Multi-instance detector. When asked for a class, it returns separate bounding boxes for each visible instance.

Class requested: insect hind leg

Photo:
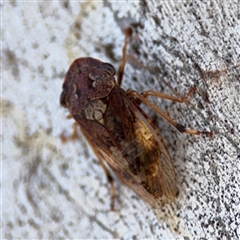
[60,120,117,210]
[81,130,117,211]
[97,157,116,211]
[126,88,213,136]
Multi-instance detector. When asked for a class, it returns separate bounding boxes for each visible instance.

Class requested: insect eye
[101,63,116,76]
[60,88,67,107]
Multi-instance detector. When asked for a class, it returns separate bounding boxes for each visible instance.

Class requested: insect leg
[61,121,116,210]
[117,28,132,86]
[97,156,116,211]
[60,121,79,142]
[81,130,116,211]
[126,89,213,136]
[141,86,196,103]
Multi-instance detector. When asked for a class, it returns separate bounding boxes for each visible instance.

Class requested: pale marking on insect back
[84,99,107,124]
[89,72,110,88]
[70,84,78,102]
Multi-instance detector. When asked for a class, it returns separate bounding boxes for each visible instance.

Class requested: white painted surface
[2,1,239,239]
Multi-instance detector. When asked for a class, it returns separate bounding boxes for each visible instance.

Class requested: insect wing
[77,86,177,208]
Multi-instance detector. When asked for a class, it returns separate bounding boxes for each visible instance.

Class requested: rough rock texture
[2,1,240,239]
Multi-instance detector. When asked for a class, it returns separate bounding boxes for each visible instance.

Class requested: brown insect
[60,28,212,209]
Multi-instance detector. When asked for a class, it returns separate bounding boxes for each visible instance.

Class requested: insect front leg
[117,28,132,86]
[60,121,79,142]
[126,89,213,136]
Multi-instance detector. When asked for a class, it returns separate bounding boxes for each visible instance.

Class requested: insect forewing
[78,86,177,208]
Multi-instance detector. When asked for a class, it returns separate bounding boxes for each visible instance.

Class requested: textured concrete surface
[2,1,240,239]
